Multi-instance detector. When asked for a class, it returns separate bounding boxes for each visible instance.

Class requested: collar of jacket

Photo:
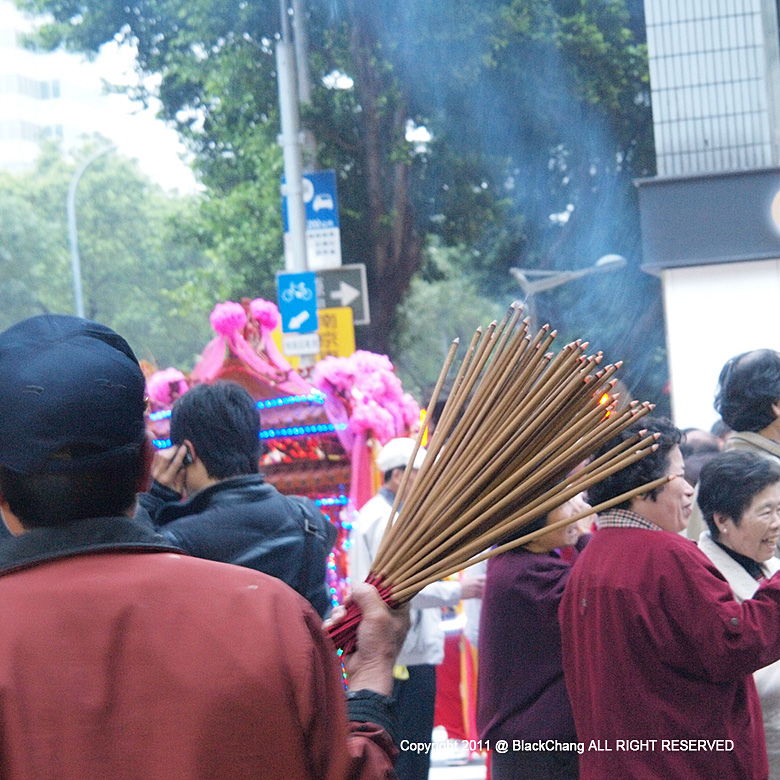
[0,515,182,577]
[157,473,274,524]
[728,432,780,459]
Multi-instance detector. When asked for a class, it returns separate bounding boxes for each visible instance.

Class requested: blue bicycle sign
[277,271,318,334]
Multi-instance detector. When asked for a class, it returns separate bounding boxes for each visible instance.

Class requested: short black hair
[710,418,731,440]
[697,451,780,541]
[170,381,261,480]
[586,416,682,510]
[714,350,780,432]
[679,428,720,458]
[0,447,144,528]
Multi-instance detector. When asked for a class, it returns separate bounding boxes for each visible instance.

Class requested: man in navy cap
[0,313,407,780]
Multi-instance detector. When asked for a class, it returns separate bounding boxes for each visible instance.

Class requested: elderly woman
[477,494,590,780]
[559,416,780,780]
[697,450,780,779]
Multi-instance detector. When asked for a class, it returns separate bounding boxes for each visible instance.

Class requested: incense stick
[328,305,665,654]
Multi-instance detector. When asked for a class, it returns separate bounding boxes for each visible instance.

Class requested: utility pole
[291,0,317,167]
[277,0,308,272]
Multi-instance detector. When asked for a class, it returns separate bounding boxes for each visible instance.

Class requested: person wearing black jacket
[138,381,336,618]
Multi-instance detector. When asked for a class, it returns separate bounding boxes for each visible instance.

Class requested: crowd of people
[4,311,780,780]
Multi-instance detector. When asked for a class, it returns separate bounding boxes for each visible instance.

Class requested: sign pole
[276,3,308,273]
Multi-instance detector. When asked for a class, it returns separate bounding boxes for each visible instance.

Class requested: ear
[712,511,732,535]
[0,496,25,536]
[773,400,780,420]
[182,439,197,464]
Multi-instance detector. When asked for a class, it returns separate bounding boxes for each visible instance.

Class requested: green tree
[14,0,666,406]
[0,139,215,369]
[393,240,509,402]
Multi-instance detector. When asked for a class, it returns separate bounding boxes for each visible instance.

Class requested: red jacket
[0,516,396,780]
[560,527,780,780]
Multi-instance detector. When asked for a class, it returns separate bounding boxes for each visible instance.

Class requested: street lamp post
[509,254,626,331]
[67,144,117,318]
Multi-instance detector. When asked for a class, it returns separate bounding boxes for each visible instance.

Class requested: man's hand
[460,575,486,600]
[325,584,409,696]
[151,445,188,494]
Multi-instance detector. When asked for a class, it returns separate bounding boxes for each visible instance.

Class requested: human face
[631,446,694,533]
[526,494,589,553]
[717,482,780,562]
[399,468,419,502]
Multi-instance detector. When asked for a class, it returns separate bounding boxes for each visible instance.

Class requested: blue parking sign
[277,272,319,334]
[281,170,339,232]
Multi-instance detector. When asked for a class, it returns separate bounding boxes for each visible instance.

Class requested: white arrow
[288,311,310,330]
[330,281,360,308]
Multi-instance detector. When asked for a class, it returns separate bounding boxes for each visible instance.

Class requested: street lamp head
[508,267,531,294]
[595,254,626,268]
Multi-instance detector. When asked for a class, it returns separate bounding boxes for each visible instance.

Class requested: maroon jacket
[0,516,396,780]
[560,526,780,780]
[477,542,585,744]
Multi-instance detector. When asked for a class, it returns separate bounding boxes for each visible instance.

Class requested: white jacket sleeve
[410,580,462,609]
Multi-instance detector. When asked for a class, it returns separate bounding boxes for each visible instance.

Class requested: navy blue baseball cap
[0,314,147,474]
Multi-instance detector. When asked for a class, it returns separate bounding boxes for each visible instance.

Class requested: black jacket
[138,475,336,618]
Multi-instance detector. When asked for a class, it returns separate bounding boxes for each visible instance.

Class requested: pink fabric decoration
[349,398,396,443]
[190,335,228,384]
[210,301,247,337]
[310,350,421,447]
[249,298,281,331]
[248,298,311,396]
[350,432,376,510]
[146,368,189,407]
[230,333,313,396]
[192,299,312,396]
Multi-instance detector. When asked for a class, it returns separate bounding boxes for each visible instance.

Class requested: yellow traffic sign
[273,306,355,365]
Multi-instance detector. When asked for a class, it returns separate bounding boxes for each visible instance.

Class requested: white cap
[375,437,426,473]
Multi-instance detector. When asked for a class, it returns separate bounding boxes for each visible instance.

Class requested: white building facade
[0,0,116,173]
[638,0,780,429]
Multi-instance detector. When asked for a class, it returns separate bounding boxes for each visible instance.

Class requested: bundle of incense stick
[329,304,668,654]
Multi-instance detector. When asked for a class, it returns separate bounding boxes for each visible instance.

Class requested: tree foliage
[0,139,215,369]
[14,0,668,408]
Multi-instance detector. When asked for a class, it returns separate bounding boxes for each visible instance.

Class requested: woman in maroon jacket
[560,416,780,780]
[477,494,590,780]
